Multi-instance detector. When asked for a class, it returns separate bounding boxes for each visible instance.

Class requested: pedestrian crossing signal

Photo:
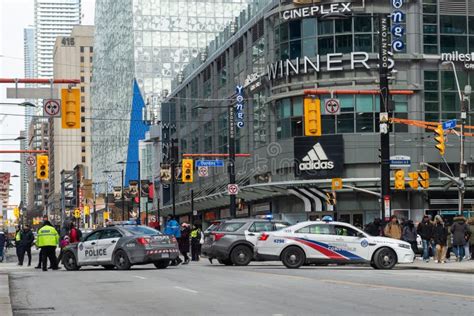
[182,159,194,183]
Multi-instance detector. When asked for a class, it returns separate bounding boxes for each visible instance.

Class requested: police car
[254,217,415,269]
[61,223,179,271]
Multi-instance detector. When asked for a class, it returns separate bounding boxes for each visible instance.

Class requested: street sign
[198,166,209,177]
[107,174,113,193]
[227,184,239,195]
[383,195,390,220]
[43,99,61,117]
[331,178,343,190]
[26,155,36,167]
[195,160,225,167]
[324,99,340,115]
[390,155,411,168]
[442,119,457,130]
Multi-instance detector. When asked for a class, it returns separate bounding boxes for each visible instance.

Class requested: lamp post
[103,169,125,220]
[117,161,141,224]
[440,61,471,215]
[193,104,237,218]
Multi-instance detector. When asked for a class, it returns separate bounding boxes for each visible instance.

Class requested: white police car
[254,217,415,269]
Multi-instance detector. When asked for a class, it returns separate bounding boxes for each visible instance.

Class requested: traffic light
[304,98,321,136]
[84,205,90,216]
[13,207,20,219]
[36,155,49,180]
[419,170,430,189]
[61,88,81,129]
[408,172,419,189]
[182,159,194,183]
[434,124,445,156]
[394,169,405,190]
[326,192,336,205]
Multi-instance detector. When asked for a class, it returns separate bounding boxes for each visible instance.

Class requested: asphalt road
[6,257,474,316]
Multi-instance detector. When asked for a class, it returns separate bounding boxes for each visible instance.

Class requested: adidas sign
[299,143,334,171]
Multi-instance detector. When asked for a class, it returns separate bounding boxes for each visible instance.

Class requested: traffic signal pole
[379,15,392,220]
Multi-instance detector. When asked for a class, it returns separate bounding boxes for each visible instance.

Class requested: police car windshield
[122,226,162,236]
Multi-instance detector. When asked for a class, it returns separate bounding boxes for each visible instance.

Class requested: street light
[0,137,25,142]
[0,160,21,163]
[0,102,37,107]
[441,61,471,215]
[193,104,237,218]
[117,160,141,224]
[103,169,125,221]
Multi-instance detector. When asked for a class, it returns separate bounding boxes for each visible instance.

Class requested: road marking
[320,279,474,301]
[133,275,146,280]
[174,286,198,294]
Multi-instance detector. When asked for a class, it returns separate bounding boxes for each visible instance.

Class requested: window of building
[81,106,85,113]
[253,92,267,149]
[81,127,85,133]
[80,46,84,53]
[276,97,303,140]
[90,56,93,63]
[81,86,85,93]
[81,96,85,103]
[81,117,85,123]
[80,56,84,63]
[80,76,84,82]
[204,122,213,153]
[218,112,228,154]
[82,156,86,163]
[81,136,85,143]
[89,47,93,53]
[81,146,85,153]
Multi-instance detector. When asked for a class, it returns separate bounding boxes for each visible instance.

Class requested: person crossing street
[36,220,60,271]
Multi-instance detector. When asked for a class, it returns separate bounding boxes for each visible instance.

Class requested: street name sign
[196,160,224,167]
[442,119,457,131]
[390,155,411,168]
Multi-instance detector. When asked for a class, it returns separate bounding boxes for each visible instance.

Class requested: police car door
[293,224,334,260]
[77,230,102,265]
[96,228,122,263]
[331,224,369,262]
[245,222,274,245]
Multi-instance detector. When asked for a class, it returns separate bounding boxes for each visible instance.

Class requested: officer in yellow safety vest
[15,226,23,265]
[36,220,60,271]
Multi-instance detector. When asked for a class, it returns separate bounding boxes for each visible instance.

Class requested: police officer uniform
[37,221,59,271]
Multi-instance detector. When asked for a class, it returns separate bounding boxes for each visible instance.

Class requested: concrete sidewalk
[0,253,14,316]
[398,259,474,274]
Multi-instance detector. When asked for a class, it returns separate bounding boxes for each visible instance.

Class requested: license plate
[161,253,169,258]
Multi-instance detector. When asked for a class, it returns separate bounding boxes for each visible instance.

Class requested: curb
[0,273,13,316]
[397,266,474,274]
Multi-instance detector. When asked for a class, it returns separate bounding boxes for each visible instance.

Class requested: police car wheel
[281,246,305,269]
[374,248,397,270]
[114,250,132,270]
[63,252,79,271]
[154,260,170,269]
[218,259,233,266]
[230,245,252,266]
[102,265,115,270]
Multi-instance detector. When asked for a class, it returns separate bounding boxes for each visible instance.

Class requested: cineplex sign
[282,1,353,21]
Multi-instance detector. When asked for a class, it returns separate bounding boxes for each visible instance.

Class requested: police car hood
[369,236,410,246]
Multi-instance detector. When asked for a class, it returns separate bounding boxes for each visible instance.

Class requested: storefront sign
[441,52,474,69]
[294,135,344,179]
[391,0,406,52]
[235,85,245,128]
[267,53,394,81]
[282,2,352,21]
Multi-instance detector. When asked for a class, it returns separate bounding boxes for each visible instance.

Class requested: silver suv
[201,219,289,266]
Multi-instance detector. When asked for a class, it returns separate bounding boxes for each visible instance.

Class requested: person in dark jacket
[417,215,434,262]
[451,216,469,262]
[402,220,417,253]
[178,223,191,264]
[14,226,24,265]
[20,225,34,266]
[0,231,6,262]
[432,215,448,264]
[364,218,382,236]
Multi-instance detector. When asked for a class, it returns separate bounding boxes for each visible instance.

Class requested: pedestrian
[364,218,382,236]
[0,231,6,262]
[57,235,70,264]
[69,222,82,243]
[35,222,45,269]
[468,217,474,260]
[179,223,191,264]
[417,215,434,262]
[432,215,448,264]
[190,224,201,261]
[164,215,181,265]
[445,223,453,261]
[15,226,24,265]
[402,220,417,253]
[36,220,60,271]
[20,225,34,266]
[451,216,470,262]
[384,215,402,240]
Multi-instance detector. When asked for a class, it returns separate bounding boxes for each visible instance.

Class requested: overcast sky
[0,0,95,212]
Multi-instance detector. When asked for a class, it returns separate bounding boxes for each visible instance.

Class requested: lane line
[133,275,147,280]
[320,279,474,300]
[174,286,198,294]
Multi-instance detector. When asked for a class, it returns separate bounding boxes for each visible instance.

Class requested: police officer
[15,226,23,265]
[37,220,60,271]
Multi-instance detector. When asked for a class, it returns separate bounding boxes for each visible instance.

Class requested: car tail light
[259,233,269,241]
[213,233,225,241]
[136,237,150,245]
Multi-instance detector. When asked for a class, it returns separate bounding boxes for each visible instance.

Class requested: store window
[276,97,303,140]
[253,92,267,149]
[204,122,213,153]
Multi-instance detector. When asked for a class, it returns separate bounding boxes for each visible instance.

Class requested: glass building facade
[162,0,474,225]
[91,0,252,186]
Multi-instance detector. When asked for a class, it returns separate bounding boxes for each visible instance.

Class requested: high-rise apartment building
[92,0,252,187]
[48,25,94,213]
[35,0,81,79]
